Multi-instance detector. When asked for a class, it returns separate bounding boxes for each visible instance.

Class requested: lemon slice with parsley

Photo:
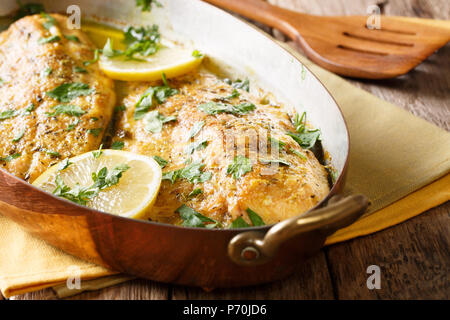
[82,21,204,81]
[33,149,162,220]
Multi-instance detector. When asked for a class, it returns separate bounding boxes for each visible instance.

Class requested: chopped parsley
[289,148,307,160]
[229,208,265,228]
[22,103,35,115]
[185,139,208,155]
[73,66,87,73]
[92,144,103,159]
[227,155,252,179]
[269,136,286,149]
[259,158,290,166]
[0,109,19,120]
[144,110,176,133]
[43,149,61,158]
[134,75,178,119]
[111,141,125,150]
[12,128,25,142]
[88,128,103,137]
[58,158,72,171]
[38,35,60,45]
[223,89,240,100]
[41,67,53,77]
[188,121,205,140]
[46,82,94,103]
[83,49,100,66]
[102,38,122,58]
[52,164,130,206]
[46,104,86,117]
[153,155,168,168]
[197,101,255,116]
[176,204,221,229]
[122,25,161,60]
[287,112,321,150]
[225,78,250,92]
[66,118,80,131]
[0,153,21,162]
[136,0,163,12]
[64,34,80,42]
[192,50,203,58]
[162,161,211,184]
[41,13,56,30]
[187,188,202,199]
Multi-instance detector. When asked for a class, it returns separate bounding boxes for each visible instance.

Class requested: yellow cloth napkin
[1,42,449,299]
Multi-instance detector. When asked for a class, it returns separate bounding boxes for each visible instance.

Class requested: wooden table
[9,0,449,300]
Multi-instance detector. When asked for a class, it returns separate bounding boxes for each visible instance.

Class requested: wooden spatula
[204,0,450,79]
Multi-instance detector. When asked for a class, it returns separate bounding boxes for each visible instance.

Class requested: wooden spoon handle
[203,0,304,38]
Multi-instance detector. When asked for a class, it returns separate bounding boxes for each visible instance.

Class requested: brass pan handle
[228,194,369,266]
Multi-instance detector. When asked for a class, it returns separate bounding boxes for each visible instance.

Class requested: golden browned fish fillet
[0,14,115,182]
[112,71,330,226]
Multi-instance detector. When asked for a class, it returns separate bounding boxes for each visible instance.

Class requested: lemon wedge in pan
[33,150,162,220]
[81,21,204,81]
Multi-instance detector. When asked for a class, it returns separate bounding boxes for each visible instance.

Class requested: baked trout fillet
[0,14,115,182]
[112,71,330,227]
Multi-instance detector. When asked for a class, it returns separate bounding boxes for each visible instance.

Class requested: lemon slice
[33,150,162,220]
[81,21,204,81]
[99,45,203,81]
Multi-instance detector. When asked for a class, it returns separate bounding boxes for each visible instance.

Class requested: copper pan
[0,0,368,287]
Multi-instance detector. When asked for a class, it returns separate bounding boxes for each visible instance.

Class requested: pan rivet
[241,247,259,260]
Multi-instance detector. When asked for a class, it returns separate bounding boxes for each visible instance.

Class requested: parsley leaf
[22,103,35,115]
[227,155,252,179]
[246,208,265,226]
[224,78,250,92]
[66,118,80,131]
[58,158,72,171]
[188,121,205,140]
[259,158,291,166]
[46,104,86,117]
[135,0,163,12]
[288,112,321,150]
[163,161,211,184]
[185,139,208,155]
[38,35,60,45]
[0,109,19,120]
[73,66,87,73]
[83,49,100,66]
[41,13,56,30]
[12,128,25,142]
[289,148,307,160]
[187,188,202,199]
[153,155,168,168]
[122,25,161,59]
[223,89,240,100]
[41,67,52,77]
[43,148,61,158]
[134,79,178,119]
[229,217,250,229]
[46,82,94,102]
[192,50,203,58]
[0,153,21,162]
[88,128,103,137]
[144,110,176,133]
[92,144,103,159]
[111,141,124,150]
[197,102,255,116]
[64,34,80,42]
[102,38,122,58]
[176,204,221,228]
[269,136,286,149]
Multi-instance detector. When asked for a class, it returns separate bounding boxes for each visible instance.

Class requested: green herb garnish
[192,50,203,58]
[187,188,203,199]
[38,35,60,45]
[41,67,52,77]
[288,112,321,150]
[269,136,286,149]
[44,149,61,158]
[144,110,176,133]
[224,78,250,92]
[289,148,307,160]
[134,77,178,119]
[188,121,205,140]
[227,155,252,179]
[0,153,21,162]
[229,208,265,228]
[12,128,25,142]
[22,103,35,115]
[102,38,122,58]
[83,49,100,66]
[46,104,86,117]
[73,66,87,73]
[58,158,72,171]
[46,82,94,102]
[0,109,19,120]
[185,139,208,155]
[64,34,80,42]
[135,0,163,12]
[259,158,290,166]
[88,128,103,137]
[41,13,56,30]
[66,118,80,131]
[111,141,125,150]
[153,155,168,168]
[223,89,240,100]
[122,25,161,60]
[163,161,211,184]
[176,204,221,228]
[92,144,103,159]
[229,217,250,229]
[197,101,255,116]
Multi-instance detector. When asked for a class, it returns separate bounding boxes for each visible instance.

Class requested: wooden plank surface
[12,0,450,300]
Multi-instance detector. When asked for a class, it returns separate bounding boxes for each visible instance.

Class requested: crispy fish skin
[0,14,115,182]
[113,72,330,227]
